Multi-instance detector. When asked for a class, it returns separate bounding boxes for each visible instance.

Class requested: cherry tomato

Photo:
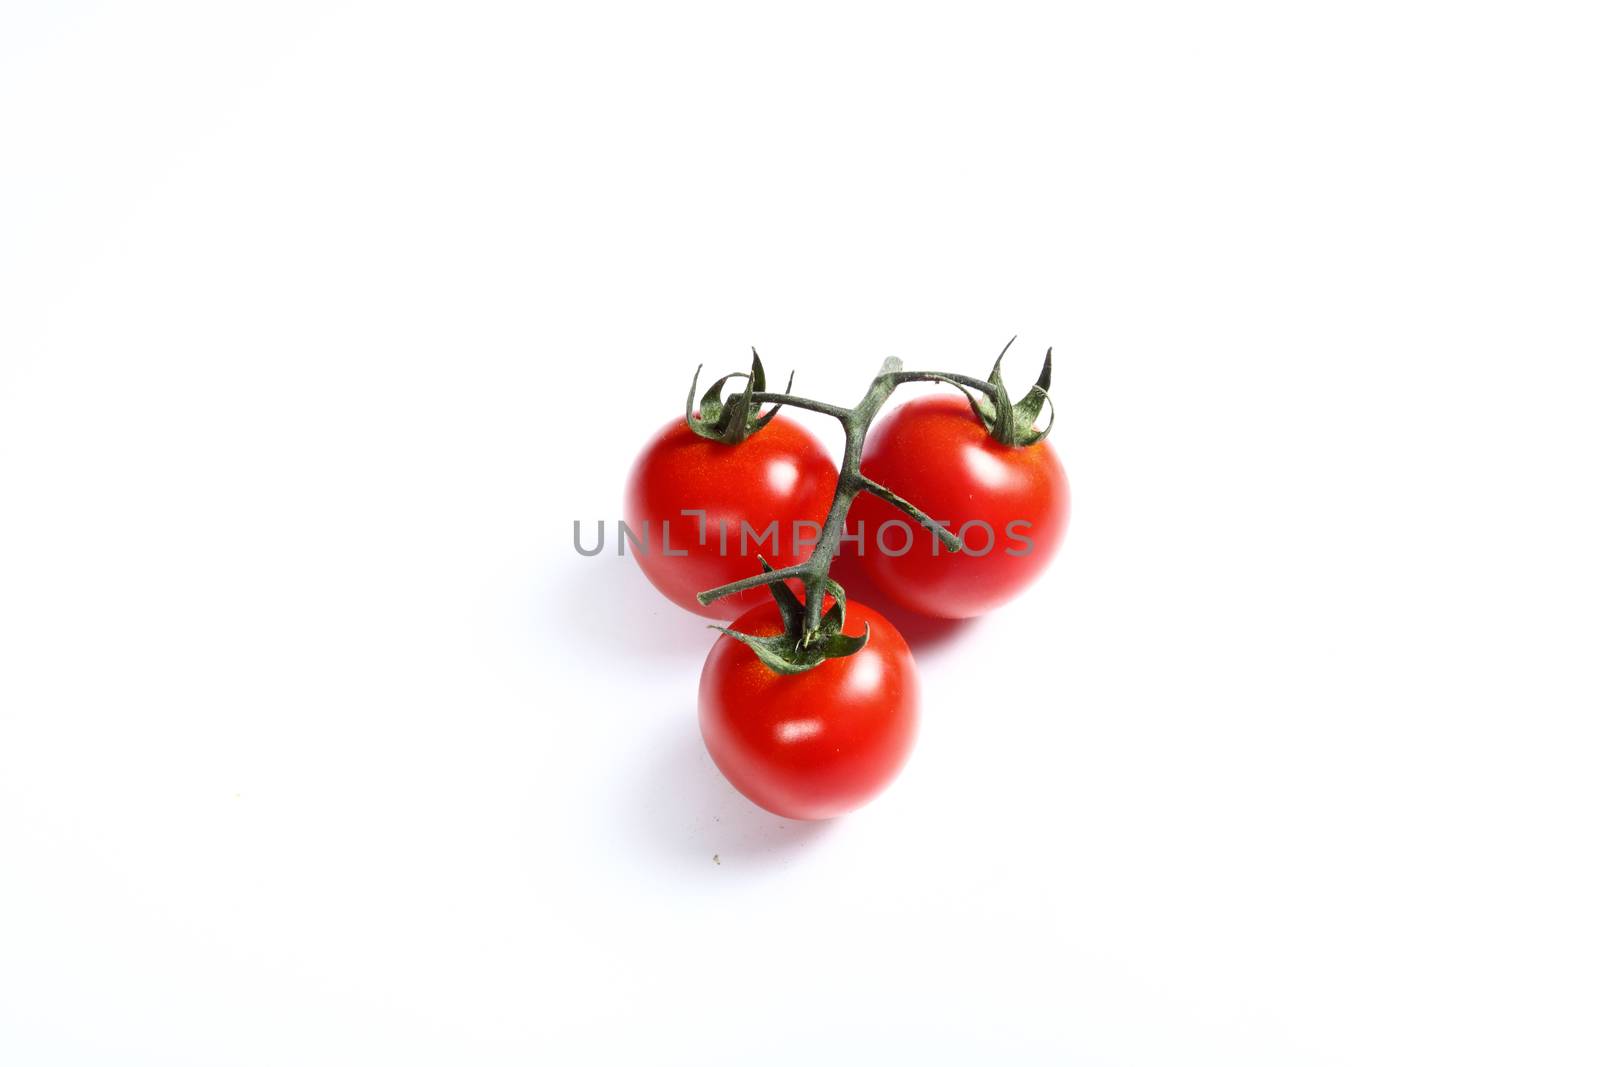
[698,599,918,820]
[625,416,837,618]
[853,394,1069,619]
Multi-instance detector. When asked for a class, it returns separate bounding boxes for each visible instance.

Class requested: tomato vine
[689,339,1055,673]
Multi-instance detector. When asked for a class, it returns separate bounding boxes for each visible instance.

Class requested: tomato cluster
[625,354,1068,820]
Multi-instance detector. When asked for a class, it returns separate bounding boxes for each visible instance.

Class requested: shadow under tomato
[621,717,835,875]
[547,550,715,663]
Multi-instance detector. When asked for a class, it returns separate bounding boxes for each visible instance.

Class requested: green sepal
[684,349,788,444]
[762,557,805,632]
[753,368,796,433]
[1012,347,1054,438]
[709,562,870,675]
[708,625,872,676]
[813,574,852,640]
[974,338,1055,447]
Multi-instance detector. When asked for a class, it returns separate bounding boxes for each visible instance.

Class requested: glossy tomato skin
[854,394,1069,619]
[698,600,918,820]
[625,416,837,619]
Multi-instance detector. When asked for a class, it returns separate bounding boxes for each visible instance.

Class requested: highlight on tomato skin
[623,415,837,620]
[697,599,919,820]
[853,394,1069,620]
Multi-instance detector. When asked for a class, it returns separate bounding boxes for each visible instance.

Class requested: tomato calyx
[709,559,869,675]
[952,337,1056,447]
[684,348,796,445]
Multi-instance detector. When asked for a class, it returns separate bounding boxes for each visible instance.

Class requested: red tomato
[625,416,837,618]
[854,394,1069,619]
[698,599,918,820]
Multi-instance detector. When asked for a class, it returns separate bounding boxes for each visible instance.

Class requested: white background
[2,2,1597,1064]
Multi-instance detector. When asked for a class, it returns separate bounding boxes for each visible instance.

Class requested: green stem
[747,393,854,422]
[889,370,998,396]
[858,476,963,552]
[698,355,983,640]
[695,562,809,603]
